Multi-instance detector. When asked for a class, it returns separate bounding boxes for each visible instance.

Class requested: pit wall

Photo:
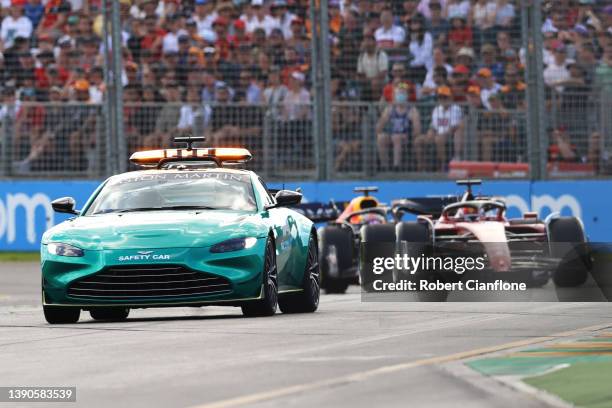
[0,180,608,250]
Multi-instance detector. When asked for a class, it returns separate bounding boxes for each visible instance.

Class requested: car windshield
[85,171,257,215]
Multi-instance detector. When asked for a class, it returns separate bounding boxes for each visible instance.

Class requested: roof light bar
[129,148,252,166]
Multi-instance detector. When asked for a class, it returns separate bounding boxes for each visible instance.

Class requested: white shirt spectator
[178,104,211,131]
[409,32,434,70]
[472,1,496,29]
[446,1,470,20]
[274,12,297,39]
[1,15,32,48]
[357,50,389,79]
[89,86,104,104]
[162,29,188,54]
[241,14,280,36]
[480,83,501,110]
[195,13,218,42]
[543,60,571,92]
[495,3,515,26]
[282,88,311,121]
[431,104,463,135]
[374,25,406,48]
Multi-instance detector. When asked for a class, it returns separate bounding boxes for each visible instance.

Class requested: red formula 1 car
[393,180,590,300]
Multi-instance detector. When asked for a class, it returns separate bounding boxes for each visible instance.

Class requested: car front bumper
[41,242,266,308]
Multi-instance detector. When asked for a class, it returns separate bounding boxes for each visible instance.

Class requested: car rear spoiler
[291,201,350,223]
[391,196,459,218]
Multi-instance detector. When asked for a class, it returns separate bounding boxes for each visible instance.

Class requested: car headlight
[210,237,258,253]
[47,243,84,257]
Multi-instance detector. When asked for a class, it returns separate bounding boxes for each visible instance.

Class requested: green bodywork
[41,169,314,308]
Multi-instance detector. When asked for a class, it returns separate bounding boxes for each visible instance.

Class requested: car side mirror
[268,190,302,209]
[51,197,79,215]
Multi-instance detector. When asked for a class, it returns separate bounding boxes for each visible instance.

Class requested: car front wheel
[89,307,130,321]
[242,237,278,317]
[43,305,80,324]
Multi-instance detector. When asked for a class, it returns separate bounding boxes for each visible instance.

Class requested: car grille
[67,265,232,300]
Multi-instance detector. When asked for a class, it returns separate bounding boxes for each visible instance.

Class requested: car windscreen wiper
[95,206,219,214]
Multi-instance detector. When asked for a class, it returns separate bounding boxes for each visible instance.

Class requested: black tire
[279,233,320,313]
[360,224,396,291]
[319,226,353,294]
[242,237,278,317]
[395,222,430,283]
[43,305,80,324]
[89,307,130,321]
[549,217,589,287]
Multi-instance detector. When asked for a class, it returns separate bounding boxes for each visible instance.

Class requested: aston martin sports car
[41,137,320,324]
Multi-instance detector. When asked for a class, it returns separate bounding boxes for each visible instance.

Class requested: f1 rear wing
[391,196,459,218]
[291,201,350,223]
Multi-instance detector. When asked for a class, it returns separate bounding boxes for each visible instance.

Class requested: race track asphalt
[1,262,611,408]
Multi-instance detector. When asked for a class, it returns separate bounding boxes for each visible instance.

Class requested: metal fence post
[262,111,272,178]
[111,0,126,173]
[0,112,9,177]
[466,107,478,161]
[522,0,547,180]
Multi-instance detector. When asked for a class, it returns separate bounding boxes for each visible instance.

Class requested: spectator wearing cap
[229,19,250,48]
[543,41,571,92]
[426,1,449,47]
[375,9,405,49]
[414,85,464,171]
[242,0,281,37]
[455,46,474,71]
[193,0,218,42]
[357,33,389,100]
[465,84,482,109]
[408,14,434,75]
[1,0,33,49]
[281,71,310,121]
[376,83,422,170]
[24,0,44,28]
[66,79,98,170]
[449,63,471,102]
[476,67,501,110]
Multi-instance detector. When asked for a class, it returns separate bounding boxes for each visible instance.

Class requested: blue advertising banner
[0,179,609,250]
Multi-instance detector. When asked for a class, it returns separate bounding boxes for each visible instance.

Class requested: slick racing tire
[319,226,353,294]
[43,305,80,324]
[360,224,396,292]
[89,307,130,321]
[279,233,320,314]
[395,222,430,284]
[242,237,278,317]
[549,217,589,288]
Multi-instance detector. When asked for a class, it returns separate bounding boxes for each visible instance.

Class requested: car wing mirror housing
[269,190,302,209]
[51,197,80,215]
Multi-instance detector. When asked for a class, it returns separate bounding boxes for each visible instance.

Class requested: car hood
[42,210,268,250]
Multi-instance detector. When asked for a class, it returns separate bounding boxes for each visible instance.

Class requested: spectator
[476,67,501,110]
[376,83,422,170]
[263,66,287,119]
[24,0,44,29]
[357,33,389,100]
[594,36,612,94]
[242,0,280,36]
[494,0,515,29]
[1,0,33,49]
[417,0,448,20]
[543,41,571,92]
[408,14,434,76]
[548,127,577,162]
[270,0,296,40]
[478,43,505,82]
[178,87,207,136]
[422,47,452,94]
[236,70,263,104]
[455,46,475,71]
[499,64,526,109]
[426,1,449,46]
[479,93,513,161]
[444,0,470,20]
[448,15,472,54]
[374,8,406,49]
[281,71,310,122]
[382,62,417,103]
[193,0,217,43]
[144,82,182,148]
[66,79,98,171]
[422,65,449,97]
[414,85,463,171]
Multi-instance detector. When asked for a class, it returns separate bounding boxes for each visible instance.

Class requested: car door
[254,178,294,288]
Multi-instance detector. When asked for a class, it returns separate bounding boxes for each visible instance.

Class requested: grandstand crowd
[0,0,611,174]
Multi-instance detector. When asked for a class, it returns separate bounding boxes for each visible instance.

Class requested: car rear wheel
[43,305,80,324]
[242,237,278,317]
[279,234,320,313]
[549,217,589,287]
[319,226,353,294]
[89,307,130,321]
[360,224,396,292]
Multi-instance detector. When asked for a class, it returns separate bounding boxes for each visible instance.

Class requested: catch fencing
[0,95,609,180]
